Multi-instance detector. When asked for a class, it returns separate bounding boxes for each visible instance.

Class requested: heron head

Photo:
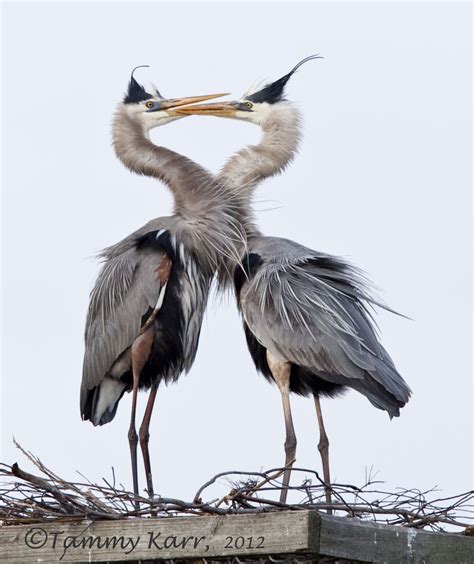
[122,66,228,130]
[175,55,322,125]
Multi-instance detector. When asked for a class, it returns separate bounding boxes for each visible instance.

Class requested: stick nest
[1,442,473,535]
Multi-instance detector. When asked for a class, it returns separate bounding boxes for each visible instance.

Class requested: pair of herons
[80,56,411,506]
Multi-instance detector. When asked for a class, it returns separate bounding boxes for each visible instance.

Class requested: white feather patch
[93,378,126,425]
[156,281,168,310]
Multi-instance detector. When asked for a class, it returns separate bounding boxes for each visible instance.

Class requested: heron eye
[145,101,155,109]
[245,101,253,110]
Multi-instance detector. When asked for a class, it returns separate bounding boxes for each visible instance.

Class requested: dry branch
[0,443,472,536]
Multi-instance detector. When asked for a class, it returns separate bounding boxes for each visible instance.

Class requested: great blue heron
[80,69,242,500]
[177,56,412,504]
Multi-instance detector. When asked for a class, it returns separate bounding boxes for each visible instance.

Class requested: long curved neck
[218,103,302,195]
[111,105,246,281]
[207,104,301,285]
[216,104,302,245]
[112,105,213,214]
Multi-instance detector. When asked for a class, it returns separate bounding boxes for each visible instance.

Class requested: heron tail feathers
[81,377,128,426]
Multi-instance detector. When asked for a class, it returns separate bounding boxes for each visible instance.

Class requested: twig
[0,443,472,533]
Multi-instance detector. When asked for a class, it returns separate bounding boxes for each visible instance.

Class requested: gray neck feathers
[218,103,302,196]
[112,106,214,215]
[216,103,302,276]
[110,105,246,280]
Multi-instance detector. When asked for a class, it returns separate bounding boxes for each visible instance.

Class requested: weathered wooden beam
[0,511,316,562]
[317,513,474,563]
[1,511,473,563]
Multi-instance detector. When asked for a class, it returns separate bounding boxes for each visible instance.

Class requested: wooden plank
[2,511,473,563]
[318,513,474,564]
[0,511,315,562]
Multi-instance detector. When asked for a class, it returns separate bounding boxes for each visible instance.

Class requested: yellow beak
[173,101,239,117]
[162,93,230,114]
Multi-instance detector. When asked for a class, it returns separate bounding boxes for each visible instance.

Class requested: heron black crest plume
[123,65,156,104]
[247,54,323,104]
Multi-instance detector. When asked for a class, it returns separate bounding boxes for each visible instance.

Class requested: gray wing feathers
[82,248,165,394]
[242,253,411,411]
[179,259,211,373]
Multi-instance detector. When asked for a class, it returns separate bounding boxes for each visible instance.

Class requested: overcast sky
[2,1,472,506]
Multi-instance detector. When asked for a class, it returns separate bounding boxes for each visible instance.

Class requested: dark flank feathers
[247,54,322,104]
[234,253,263,294]
[135,229,177,259]
[122,229,186,389]
[243,323,270,378]
[132,279,185,389]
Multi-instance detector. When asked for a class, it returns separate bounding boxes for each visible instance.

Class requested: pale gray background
[2,1,472,503]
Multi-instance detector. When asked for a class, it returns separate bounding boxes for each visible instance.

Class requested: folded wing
[241,252,411,417]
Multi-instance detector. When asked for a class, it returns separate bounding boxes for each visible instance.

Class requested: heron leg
[128,366,140,507]
[314,394,332,513]
[267,351,296,505]
[139,383,158,499]
[129,327,155,508]
[127,257,170,507]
